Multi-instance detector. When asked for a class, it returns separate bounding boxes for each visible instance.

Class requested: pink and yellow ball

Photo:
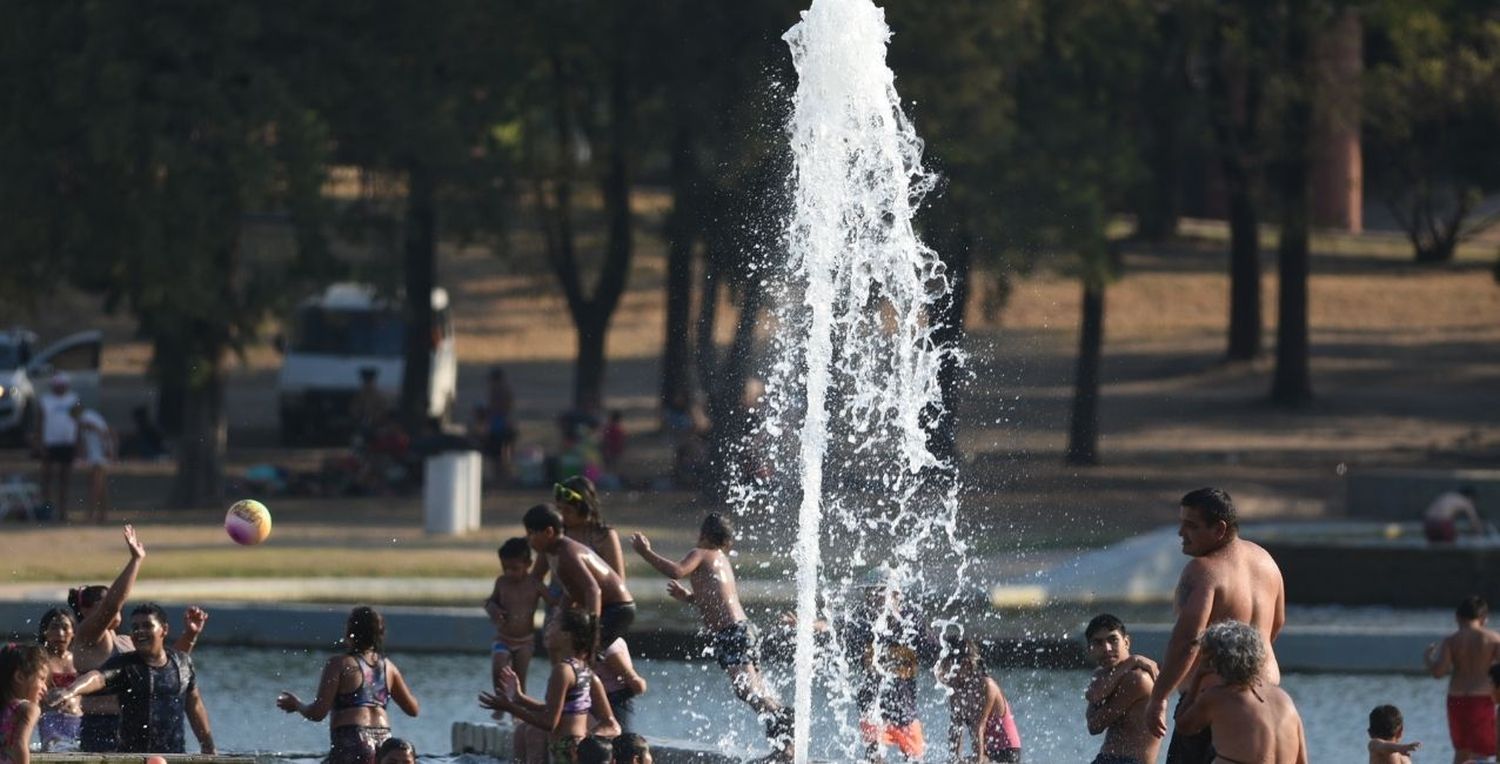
[225,499,272,546]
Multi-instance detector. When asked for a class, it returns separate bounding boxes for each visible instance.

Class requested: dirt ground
[2,213,1497,582]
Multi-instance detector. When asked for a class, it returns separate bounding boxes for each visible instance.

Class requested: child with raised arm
[1423,595,1500,764]
[486,538,552,695]
[631,513,793,758]
[937,637,1021,763]
[479,608,621,762]
[1367,705,1420,763]
[1082,614,1160,764]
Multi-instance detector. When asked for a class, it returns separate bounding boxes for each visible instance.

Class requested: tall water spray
[752,0,967,758]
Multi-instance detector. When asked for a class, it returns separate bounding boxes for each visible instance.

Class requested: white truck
[275,283,456,444]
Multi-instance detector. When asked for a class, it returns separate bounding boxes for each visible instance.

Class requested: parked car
[0,328,104,446]
[275,283,456,444]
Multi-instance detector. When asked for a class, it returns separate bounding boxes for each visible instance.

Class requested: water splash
[745,0,967,758]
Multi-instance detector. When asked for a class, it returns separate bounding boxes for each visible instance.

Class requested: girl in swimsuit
[36,609,81,751]
[277,607,421,764]
[0,644,48,764]
[480,608,621,763]
[68,525,146,753]
[939,638,1023,763]
[552,476,625,579]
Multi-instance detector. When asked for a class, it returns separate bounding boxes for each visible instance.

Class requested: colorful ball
[225,499,272,546]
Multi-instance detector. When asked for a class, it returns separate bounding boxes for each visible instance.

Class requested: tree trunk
[1066,282,1105,466]
[151,333,186,437]
[1270,6,1315,407]
[1225,170,1262,361]
[661,124,697,409]
[399,161,437,429]
[704,272,765,503]
[692,252,720,399]
[575,312,609,414]
[1134,7,1187,242]
[169,348,226,508]
[929,225,972,466]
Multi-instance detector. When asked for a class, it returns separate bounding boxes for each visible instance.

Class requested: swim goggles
[553,482,585,506]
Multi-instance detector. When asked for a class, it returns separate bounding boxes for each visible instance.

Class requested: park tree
[1365,0,1500,263]
[0,2,332,506]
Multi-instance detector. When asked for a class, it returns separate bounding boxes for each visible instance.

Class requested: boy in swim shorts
[1423,595,1500,764]
[485,538,553,696]
[632,514,793,759]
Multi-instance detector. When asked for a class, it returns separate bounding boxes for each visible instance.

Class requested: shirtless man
[1084,614,1161,764]
[631,513,792,758]
[1145,487,1285,764]
[521,504,635,650]
[1175,620,1307,764]
[1423,595,1500,764]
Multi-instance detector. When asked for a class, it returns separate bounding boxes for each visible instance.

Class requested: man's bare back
[1184,537,1286,685]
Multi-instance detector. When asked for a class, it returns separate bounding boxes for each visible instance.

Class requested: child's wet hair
[131,602,168,628]
[558,608,599,656]
[577,735,613,764]
[375,737,415,761]
[67,585,108,620]
[556,476,604,528]
[345,606,385,653]
[498,537,532,562]
[523,504,565,533]
[1368,704,1402,739]
[37,608,75,644]
[1085,613,1128,641]
[0,643,47,702]
[1458,594,1489,621]
[613,733,650,761]
[940,636,987,677]
[700,513,734,549]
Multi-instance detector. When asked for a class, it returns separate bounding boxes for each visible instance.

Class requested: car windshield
[290,307,405,357]
[0,343,18,370]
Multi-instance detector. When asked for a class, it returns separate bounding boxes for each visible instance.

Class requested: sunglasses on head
[553,483,584,506]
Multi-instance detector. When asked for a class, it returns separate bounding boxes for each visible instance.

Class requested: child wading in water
[1367,704,1420,763]
[480,608,621,763]
[37,609,82,752]
[0,644,48,764]
[1424,595,1500,764]
[938,637,1022,763]
[632,513,794,758]
[1082,614,1159,764]
[486,538,553,695]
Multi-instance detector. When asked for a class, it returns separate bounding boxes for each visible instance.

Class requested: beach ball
[225,499,273,546]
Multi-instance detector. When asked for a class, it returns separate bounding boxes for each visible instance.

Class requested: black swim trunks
[599,601,636,653]
[711,620,760,670]
[1166,695,1214,764]
[78,713,119,753]
[1092,754,1143,764]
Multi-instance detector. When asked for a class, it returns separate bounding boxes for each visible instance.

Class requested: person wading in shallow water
[1144,488,1286,764]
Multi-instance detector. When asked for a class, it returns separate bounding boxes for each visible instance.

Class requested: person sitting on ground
[1082,614,1160,764]
[276,606,421,764]
[522,504,635,652]
[1425,487,1487,543]
[938,637,1021,763]
[50,603,216,754]
[480,608,622,761]
[612,732,652,764]
[1423,595,1500,764]
[632,514,793,757]
[1367,704,1420,763]
[1175,620,1307,764]
[1,644,49,764]
[36,609,82,752]
[375,737,416,764]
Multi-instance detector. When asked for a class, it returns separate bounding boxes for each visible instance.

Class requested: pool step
[452,721,748,762]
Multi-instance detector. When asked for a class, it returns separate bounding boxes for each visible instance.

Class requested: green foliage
[1365,0,1500,261]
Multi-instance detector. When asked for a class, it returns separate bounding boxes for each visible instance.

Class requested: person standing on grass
[70,402,114,524]
[1144,487,1285,764]
[33,372,79,521]
[1423,595,1500,764]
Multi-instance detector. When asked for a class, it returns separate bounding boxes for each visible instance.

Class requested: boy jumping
[631,513,792,758]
